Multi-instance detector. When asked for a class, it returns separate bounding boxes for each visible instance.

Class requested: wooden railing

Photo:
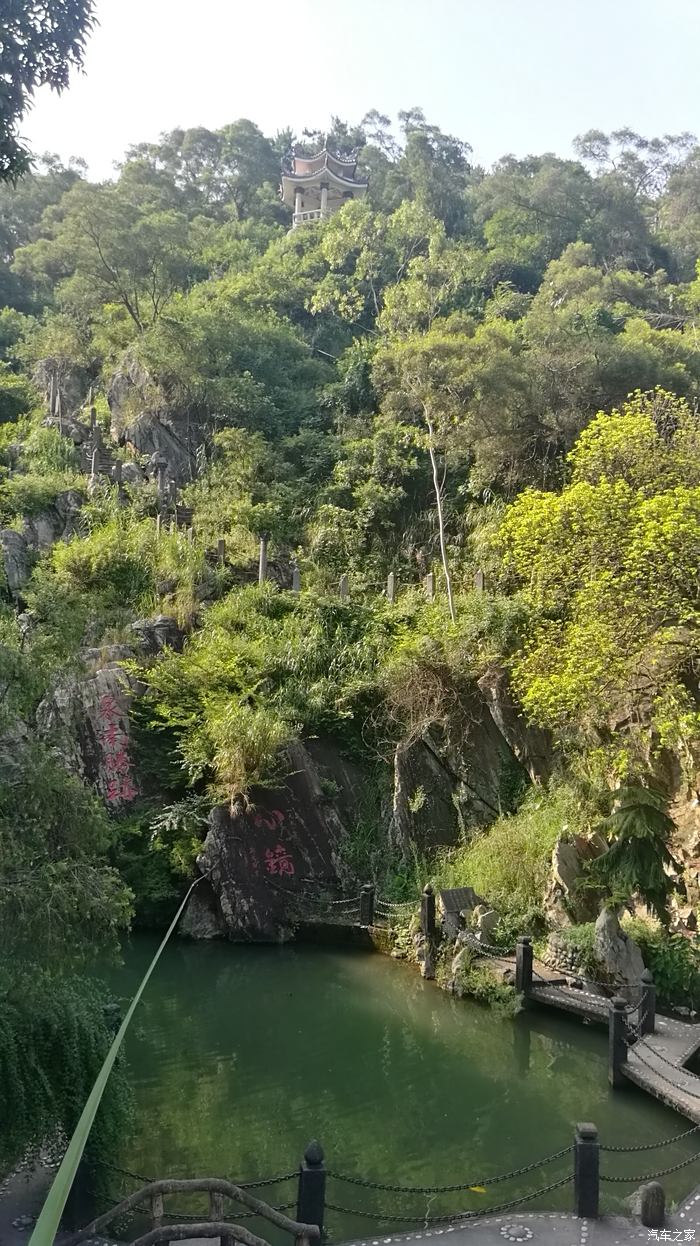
[63,1177,321,1246]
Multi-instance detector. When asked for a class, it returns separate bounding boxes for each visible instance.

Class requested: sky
[20,0,700,180]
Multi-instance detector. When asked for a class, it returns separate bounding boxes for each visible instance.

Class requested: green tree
[1,1,95,181]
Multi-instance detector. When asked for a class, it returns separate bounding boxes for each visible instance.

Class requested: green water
[100,936,700,1239]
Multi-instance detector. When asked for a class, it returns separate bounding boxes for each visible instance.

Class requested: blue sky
[22,0,700,179]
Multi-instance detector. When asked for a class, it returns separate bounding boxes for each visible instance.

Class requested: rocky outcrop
[389,685,529,855]
[543,832,607,926]
[477,664,554,783]
[194,741,364,942]
[179,879,226,939]
[36,648,140,806]
[130,615,185,655]
[594,906,645,996]
[1,530,31,596]
[22,489,84,551]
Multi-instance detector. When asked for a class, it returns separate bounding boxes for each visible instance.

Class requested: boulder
[121,461,147,485]
[544,832,607,926]
[120,411,197,483]
[42,414,91,445]
[179,880,226,939]
[1,529,31,595]
[130,615,185,654]
[627,1182,665,1228]
[36,654,140,806]
[22,489,84,550]
[472,905,500,944]
[594,907,645,997]
[196,740,366,942]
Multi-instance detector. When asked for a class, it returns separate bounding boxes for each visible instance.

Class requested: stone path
[625,1020,700,1124]
[347,1185,700,1246]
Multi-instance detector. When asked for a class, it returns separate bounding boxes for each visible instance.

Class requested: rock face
[389,684,529,855]
[543,832,607,926]
[195,740,363,941]
[1,529,31,596]
[36,649,140,806]
[594,907,645,996]
[477,665,554,783]
[130,615,185,654]
[179,879,226,939]
[22,489,84,550]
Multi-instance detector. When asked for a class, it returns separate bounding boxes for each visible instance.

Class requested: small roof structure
[438,887,484,915]
[281,148,368,212]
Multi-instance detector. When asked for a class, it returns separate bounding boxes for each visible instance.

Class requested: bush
[0,469,83,521]
[623,918,700,1010]
[432,781,594,939]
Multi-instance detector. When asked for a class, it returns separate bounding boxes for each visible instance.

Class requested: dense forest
[3,110,700,1172]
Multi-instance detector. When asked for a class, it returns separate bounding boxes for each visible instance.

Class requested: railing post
[150,1191,164,1229]
[424,572,434,601]
[573,1122,599,1218]
[339,573,349,602]
[210,1189,232,1246]
[639,969,656,1036]
[515,935,533,993]
[609,996,629,1088]
[217,538,226,567]
[259,534,269,585]
[474,569,485,592]
[386,571,396,603]
[297,1140,326,1236]
[360,884,375,926]
[292,564,301,593]
[420,883,436,939]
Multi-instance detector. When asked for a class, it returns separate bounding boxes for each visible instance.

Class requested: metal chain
[96,1161,297,1189]
[327,1145,572,1195]
[324,1173,572,1225]
[601,1149,700,1183]
[627,1044,700,1100]
[601,1123,700,1152]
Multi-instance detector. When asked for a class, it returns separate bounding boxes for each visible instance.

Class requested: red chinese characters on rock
[264,843,295,877]
[96,693,138,804]
[254,809,285,831]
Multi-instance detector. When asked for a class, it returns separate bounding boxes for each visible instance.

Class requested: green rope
[28,873,209,1246]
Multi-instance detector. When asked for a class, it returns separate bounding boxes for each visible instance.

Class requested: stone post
[339,573,349,602]
[639,969,656,1036]
[609,996,629,1088]
[155,514,161,539]
[112,461,122,485]
[573,1123,599,1219]
[386,571,396,603]
[425,572,435,601]
[292,564,301,593]
[421,883,436,939]
[515,935,533,993]
[62,1160,96,1231]
[258,534,269,586]
[210,1190,232,1246]
[474,569,485,592]
[359,884,375,926]
[150,1192,164,1229]
[217,538,226,567]
[294,187,302,220]
[296,1140,326,1235]
[639,1182,665,1228]
[320,183,329,218]
[157,464,167,498]
[169,480,178,503]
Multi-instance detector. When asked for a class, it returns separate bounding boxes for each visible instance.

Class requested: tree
[1,1,95,181]
[591,785,682,922]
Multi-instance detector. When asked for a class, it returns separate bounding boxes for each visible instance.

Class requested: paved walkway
[346,1185,700,1246]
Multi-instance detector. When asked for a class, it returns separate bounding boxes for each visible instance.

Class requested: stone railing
[292,209,324,226]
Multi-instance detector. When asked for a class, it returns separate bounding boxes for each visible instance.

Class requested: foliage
[623,918,700,1010]
[589,786,681,921]
[0,1,95,181]
[0,972,131,1183]
[432,783,594,937]
[449,945,522,1018]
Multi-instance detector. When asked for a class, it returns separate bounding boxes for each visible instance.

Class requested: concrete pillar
[639,969,656,1036]
[573,1123,600,1219]
[297,1141,326,1236]
[609,997,629,1088]
[474,569,486,592]
[386,571,396,603]
[339,574,349,601]
[320,183,328,217]
[258,534,269,585]
[421,883,436,939]
[515,936,533,993]
[292,564,301,593]
[294,187,302,220]
[360,885,375,927]
[425,572,435,601]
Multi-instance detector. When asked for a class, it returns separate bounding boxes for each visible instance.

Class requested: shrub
[432,781,594,938]
[623,918,700,1010]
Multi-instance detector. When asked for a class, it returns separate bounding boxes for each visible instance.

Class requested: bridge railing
[63,1175,321,1246]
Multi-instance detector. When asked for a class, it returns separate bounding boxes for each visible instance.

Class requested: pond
[99,936,700,1241]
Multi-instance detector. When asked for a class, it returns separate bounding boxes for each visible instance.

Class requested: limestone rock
[42,414,91,445]
[544,832,606,926]
[36,653,140,806]
[472,905,499,944]
[130,615,184,654]
[1,529,31,595]
[389,684,528,856]
[180,881,225,939]
[198,740,365,942]
[594,907,645,996]
[121,461,146,485]
[477,664,554,782]
[21,489,84,551]
[627,1181,665,1228]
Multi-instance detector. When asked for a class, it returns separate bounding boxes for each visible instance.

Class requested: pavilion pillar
[294,187,302,222]
[320,183,328,218]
